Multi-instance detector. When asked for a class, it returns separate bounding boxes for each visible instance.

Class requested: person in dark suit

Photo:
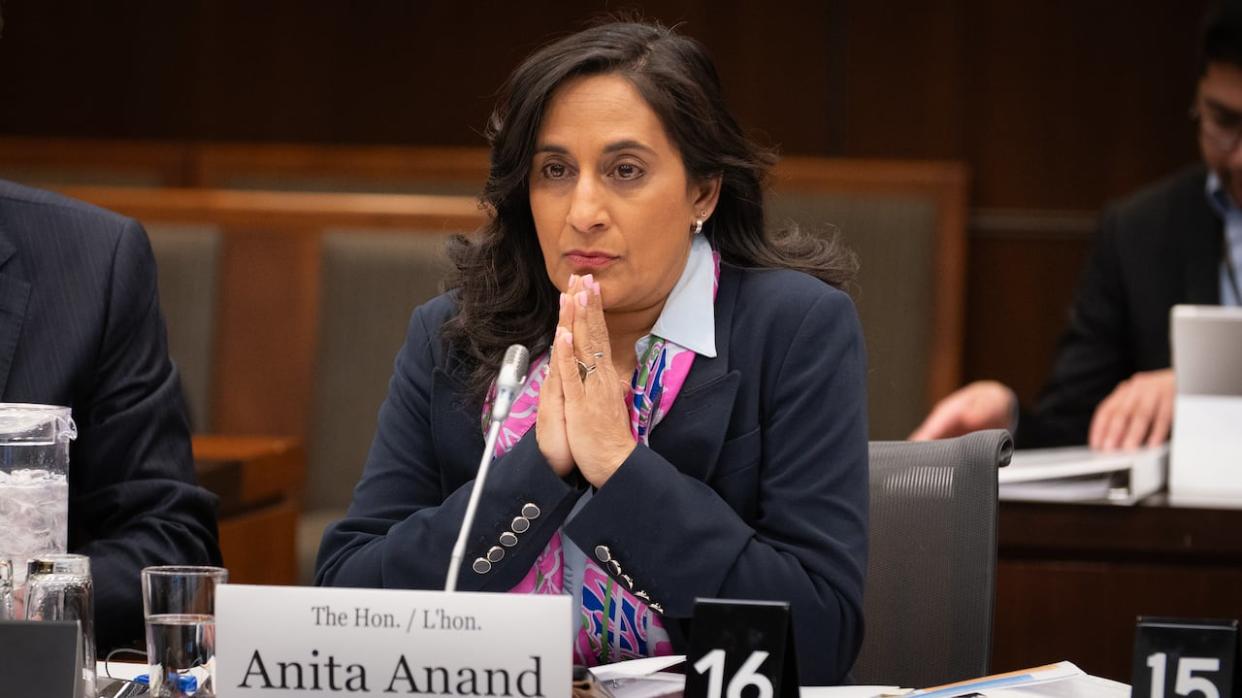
[317,21,868,685]
[912,7,1242,449]
[0,180,222,652]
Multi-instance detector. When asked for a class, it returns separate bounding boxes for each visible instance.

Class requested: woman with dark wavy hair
[317,20,868,685]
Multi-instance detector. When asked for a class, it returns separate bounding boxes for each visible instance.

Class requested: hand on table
[909,380,1018,441]
[537,274,635,486]
[1088,368,1175,451]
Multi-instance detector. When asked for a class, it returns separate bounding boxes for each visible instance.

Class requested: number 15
[1147,652,1221,698]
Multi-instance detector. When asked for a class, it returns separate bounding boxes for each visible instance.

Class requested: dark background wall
[0,0,1213,404]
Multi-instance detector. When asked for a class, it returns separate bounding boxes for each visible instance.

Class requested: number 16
[693,649,774,698]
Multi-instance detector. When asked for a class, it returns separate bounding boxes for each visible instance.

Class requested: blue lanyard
[1225,234,1242,305]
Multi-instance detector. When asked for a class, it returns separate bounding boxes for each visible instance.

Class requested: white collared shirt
[638,234,717,358]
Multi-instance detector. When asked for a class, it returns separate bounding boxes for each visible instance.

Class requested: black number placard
[685,599,799,698]
[1132,617,1238,698]
[0,620,82,698]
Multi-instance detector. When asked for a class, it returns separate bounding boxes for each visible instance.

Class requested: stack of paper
[588,658,1128,697]
[588,656,901,698]
[999,445,1167,504]
[903,661,1128,697]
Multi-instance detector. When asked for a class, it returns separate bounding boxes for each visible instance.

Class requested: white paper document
[999,445,1167,504]
[589,656,900,698]
[905,661,1128,697]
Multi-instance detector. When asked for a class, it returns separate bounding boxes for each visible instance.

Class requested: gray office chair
[851,429,1013,688]
[299,230,454,584]
[146,223,222,433]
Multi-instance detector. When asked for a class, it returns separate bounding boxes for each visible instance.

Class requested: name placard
[217,585,571,697]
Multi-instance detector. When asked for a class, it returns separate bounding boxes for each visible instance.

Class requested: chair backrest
[306,230,455,512]
[852,429,1013,688]
[768,158,967,440]
[146,223,222,432]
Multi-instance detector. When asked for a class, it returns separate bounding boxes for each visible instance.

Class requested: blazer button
[472,558,492,574]
[521,503,542,519]
[594,545,611,563]
[499,531,518,547]
[487,546,505,563]
[511,516,531,534]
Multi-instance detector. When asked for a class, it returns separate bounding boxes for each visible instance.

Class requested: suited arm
[563,291,869,685]
[1020,207,1134,447]
[69,220,222,652]
[315,303,584,591]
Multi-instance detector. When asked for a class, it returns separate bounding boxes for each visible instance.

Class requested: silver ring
[576,360,597,381]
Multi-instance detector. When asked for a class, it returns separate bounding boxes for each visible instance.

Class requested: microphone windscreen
[497,344,530,391]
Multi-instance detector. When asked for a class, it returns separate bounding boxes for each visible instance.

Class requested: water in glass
[146,613,217,697]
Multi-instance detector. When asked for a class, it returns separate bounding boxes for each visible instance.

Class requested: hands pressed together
[535,274,636,488]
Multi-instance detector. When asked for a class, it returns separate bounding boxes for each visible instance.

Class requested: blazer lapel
[648,265,742,482]
[0,234,30,398]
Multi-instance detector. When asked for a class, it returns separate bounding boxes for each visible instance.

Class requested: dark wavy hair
[1201,4,1242,74]
[442,20,855,404]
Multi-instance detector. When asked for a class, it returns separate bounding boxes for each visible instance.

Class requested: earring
[692,218,704,235]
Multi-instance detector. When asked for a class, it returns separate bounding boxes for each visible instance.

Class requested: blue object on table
[133,673,198,692]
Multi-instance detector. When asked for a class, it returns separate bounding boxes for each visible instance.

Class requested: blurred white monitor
[1169,304,1242,507]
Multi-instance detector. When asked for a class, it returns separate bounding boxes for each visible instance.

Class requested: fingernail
[582,274,594,288]
[561,330,573,345]
[591,279,601,295]
[569,274,579,288]
[559,293,566,308]
[576,290,588,307]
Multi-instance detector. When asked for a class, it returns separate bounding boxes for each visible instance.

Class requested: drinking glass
[142,566,228,698]
[0,559,12,619]
[0,404,76,588]
[25,553,95,698]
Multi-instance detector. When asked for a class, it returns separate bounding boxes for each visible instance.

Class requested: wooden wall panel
[1,0,1211,402]
[995,560,1242,681]
[962,0,1208,210]
[0,1,835,152]
[832,0,969,160]
[964,233,1092,404]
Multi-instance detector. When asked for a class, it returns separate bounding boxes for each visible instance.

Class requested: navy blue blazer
[317,263,869,685]
[0,180,221,652]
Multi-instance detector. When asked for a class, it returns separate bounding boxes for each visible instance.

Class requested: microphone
[445,344,530,592]
[490,344,531,424]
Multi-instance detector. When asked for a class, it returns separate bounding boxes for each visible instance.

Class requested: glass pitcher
[0,403,77,585]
